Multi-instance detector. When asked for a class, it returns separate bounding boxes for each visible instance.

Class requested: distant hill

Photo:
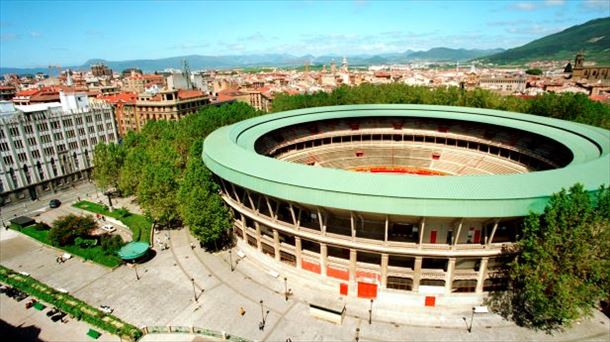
[0,48,502,75]
[408,48,505,62]
[482,17,610,65]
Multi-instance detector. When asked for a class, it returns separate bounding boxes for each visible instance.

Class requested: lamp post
[259,300,265,330]
[355,328,360,342]
[468,307,475,333]
[228,249,233,272]
[284,277,288,301]
[133,262,140,280]
[191,278,198,303]
[368,299,373,325]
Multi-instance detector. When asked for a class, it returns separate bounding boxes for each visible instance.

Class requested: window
[261,242,275,257]
[388,255,414,269]
[3,155,14,164]
[356,251,381,265]
[9,127,19,136]
[301,239,320,253]
[13,140,23,149]
[17,153,27,162]
[387,276,413,291]
[420,279,445,287]
[27,137,37,146]
[0,142,9,151]
[327,245,350,260]
[280,251,296,266]
[24,125,34,134]
[422,258,448,271]
[31,150,41,158]
[452,280,477,293]
[54,132,63,140]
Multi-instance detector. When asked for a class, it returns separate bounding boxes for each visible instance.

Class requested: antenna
[182,59,193,89]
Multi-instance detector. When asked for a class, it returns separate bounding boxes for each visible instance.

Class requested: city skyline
[0,0,608,68]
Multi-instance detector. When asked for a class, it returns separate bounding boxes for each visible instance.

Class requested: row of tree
[93,102,262,249]
[271,84,610,130]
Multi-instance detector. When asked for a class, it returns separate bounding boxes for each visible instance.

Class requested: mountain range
[481,17,610,65]
[0,48,503,76]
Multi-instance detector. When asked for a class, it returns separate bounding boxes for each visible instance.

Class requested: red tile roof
[99,92,137,104]
[177,89,205,100]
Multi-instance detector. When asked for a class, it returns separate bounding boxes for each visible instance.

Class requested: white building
[0,92,118,204]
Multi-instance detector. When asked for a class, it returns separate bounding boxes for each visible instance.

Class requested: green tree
[502,184,610,332]
[101,235,124,254]
[525,68,543,75]
[177,145,232,250]
[49,214,97,246]
[92,143,126,191]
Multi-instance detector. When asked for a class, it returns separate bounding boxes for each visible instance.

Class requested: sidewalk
[168,227,610,341]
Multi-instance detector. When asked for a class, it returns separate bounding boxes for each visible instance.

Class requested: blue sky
[0,0,608,68]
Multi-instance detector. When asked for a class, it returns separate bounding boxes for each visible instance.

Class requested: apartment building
[0,92,118,204]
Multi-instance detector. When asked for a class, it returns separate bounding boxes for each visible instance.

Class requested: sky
[0,0,608,68]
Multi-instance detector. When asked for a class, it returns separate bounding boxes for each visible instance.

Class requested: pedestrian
[239,307,246,316]
[190,242,195,249]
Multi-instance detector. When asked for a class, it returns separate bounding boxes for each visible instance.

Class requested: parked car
[14,292,28,302]
[25,299,37,309]
[47,308,59,317]
[51,312,66,322]
[99,305,113,314]
[101,224,116,233]
[49,199,61,208]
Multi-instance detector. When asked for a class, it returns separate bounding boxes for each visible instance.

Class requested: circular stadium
[203,104,609,303]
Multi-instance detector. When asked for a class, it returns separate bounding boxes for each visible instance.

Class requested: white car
[99,305,113,314]
[101,224,116,233]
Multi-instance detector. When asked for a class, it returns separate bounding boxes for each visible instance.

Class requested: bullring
[203,104,609,301]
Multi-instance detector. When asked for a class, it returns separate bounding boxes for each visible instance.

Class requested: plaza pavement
[1,187,609,341]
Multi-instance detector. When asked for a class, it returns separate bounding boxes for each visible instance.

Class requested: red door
[430,230,437,244]
[473,230,481,244]
[357,282,378,299]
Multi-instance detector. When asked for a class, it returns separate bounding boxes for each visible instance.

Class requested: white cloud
[30,31,42,38]
[514,2,537,11]
[582,0,610,10]
[0,33,19,41]
[545,0,565,6]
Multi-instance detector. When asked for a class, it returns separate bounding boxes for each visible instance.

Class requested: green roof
[117,241,150,260]
[203,104,610,218]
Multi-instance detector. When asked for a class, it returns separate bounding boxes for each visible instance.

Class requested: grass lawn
[73,201,152,243]
[12,225,122,268]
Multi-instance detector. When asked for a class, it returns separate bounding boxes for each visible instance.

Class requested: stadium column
[412,256,423,292]
[240,214,247,240]
[380,254,389,288]
[453,218,464,250]
[349,249,357,282]
[317,208,326,235]
[384,216,389,246]
[445,258,456,294]
[254,222,263,252]
[418,217,426,249]
[487,219,500,246]
[289,204,298,228]
[295,237,302,269]
[273,229,280,261]
[320,243,328,277]
[350,212,356,241]
[475,257,489,293]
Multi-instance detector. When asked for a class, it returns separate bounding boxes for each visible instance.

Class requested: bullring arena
[203,104,609,306]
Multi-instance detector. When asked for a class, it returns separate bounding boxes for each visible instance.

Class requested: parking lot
[0,288,119,341]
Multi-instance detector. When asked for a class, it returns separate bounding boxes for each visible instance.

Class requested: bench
[309,302,346,324]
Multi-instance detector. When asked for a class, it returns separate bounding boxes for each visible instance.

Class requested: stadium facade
[203,105,609,302]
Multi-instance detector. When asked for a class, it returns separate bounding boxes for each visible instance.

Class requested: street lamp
[468,307,475,333]
[228,249,233,272]
[133,262,140,280]
[355,328,360,342]
[191,278,198,303]
[368,299,373,325]
[258,300,269,331]
[284,277,288,301]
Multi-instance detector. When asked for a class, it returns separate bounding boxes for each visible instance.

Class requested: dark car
[49,199,61,208]
[47,308,59,317]
[51,312,66,322]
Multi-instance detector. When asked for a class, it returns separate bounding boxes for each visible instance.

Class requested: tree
[177,146,233,250]
[500,184,610,332]
[564,62,573,73]
[525,68,543,75]
[101,235,124,255]
[92,143,125,191]
[49,214,97,246]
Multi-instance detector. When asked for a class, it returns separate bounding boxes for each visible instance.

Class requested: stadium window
[404,134,414,142]
[361,134,371,142]
[392,134,401,142]
[352,135,362,142]
[446,138,456,146]
[327,245,350,260]
[372,134,382,141]
[452,280,477,293]
[382,134,391,141]
[388,255,415,269]
[350,123,359,130]
[323,138,331,145]
[278,231,295,246]
[436,137,446,145]
[420,279,445,287]
[259,224,274,238]
[261,242,275,257]
[422,258,448,271]
[455,258,480,271]
[483,278,507,292]
[414,135,424,142]
[489,146,499,155]
[479,144,489,153]
[234,226,243,239]
[356,251,381,265]
[332,136,341,143]
[500,149,510,158]
[247,235,257,248]
[280,251,296,266]
[387,276,413,291]
[301,239,320,253]
[457,140,467,148]
[425,136,435,143]
[468,142,479,150]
